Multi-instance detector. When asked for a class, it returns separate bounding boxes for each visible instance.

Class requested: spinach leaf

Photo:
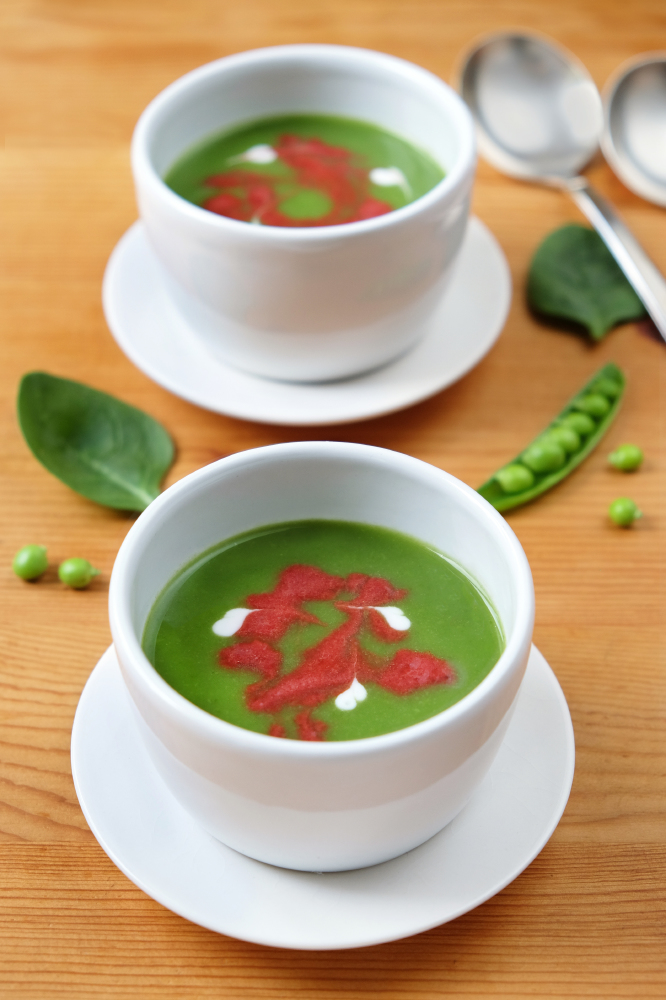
[527,224,646,340]
[18,372,174,511]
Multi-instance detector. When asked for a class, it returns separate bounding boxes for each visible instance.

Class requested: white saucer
[102,217,511,426]
[71,645,574,951]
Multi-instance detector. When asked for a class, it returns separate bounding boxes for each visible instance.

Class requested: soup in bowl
[109,442,534,871]
[131,45,476,381]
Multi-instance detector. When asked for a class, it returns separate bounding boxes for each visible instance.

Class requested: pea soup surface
[143,521,503,741]
[164,114,445,228]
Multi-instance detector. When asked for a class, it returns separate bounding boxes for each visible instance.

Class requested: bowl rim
[109,442,535,760]
[130,43,476,242]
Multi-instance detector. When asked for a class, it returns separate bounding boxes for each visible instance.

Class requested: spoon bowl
[459,32,602,182]
[602,53,666,207]
[458,31,666,340]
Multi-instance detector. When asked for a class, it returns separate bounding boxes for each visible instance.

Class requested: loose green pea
[58,558,100,589]
[522,439,567,473]
[544,425,581,454]
[592,377,622,399]
[608,497,642,527]
[495,464,535,494]
[12,544,48,580]
[608,443,644,472]
[574,393,611,418]
[559,412,596,436]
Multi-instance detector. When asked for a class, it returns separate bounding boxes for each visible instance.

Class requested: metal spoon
[602,53,666,208]
[458,32,666,340]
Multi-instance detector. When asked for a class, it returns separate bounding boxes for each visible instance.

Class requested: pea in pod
[478,363,625,511]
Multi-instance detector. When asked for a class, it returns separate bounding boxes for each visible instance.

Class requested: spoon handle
[566,179,666,341]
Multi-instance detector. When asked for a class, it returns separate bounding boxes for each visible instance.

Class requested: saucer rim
[71,644,575,950]
[102,216,511,426]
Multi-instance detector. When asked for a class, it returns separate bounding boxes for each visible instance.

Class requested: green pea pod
[478,363,625,512]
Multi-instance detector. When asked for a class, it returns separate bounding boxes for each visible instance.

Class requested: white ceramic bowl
[109,443,534,871]
[131,45,476,382]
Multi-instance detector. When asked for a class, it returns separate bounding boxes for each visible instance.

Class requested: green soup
[164,113,445,227]
[143,520,504,742]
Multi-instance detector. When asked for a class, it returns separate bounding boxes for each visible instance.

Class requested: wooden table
[1,0,665,995]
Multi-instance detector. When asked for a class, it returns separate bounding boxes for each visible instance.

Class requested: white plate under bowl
[102,217,511,426]
[71,645,574,951]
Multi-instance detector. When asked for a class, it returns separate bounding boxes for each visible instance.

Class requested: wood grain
[1,0,665,995]
[0,845,664,999]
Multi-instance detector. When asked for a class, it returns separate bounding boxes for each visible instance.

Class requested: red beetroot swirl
[217,564,456,741]
[203,134,392,227]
